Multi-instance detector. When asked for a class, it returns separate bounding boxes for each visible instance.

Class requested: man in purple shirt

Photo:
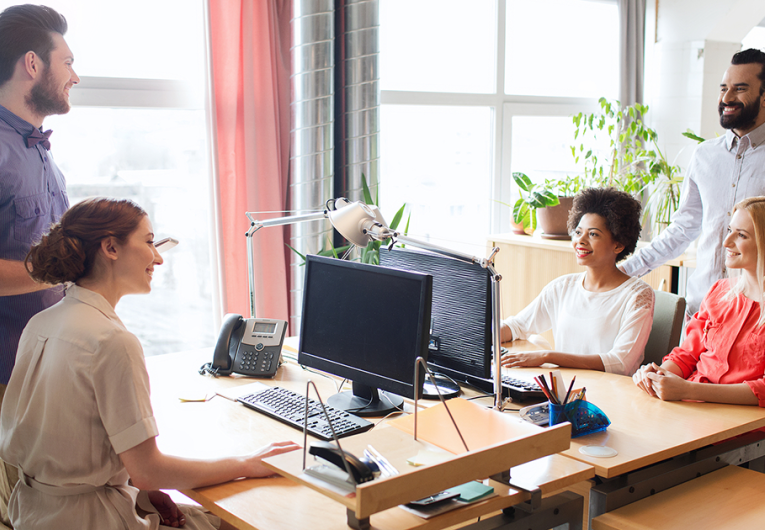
[0,5,77,522]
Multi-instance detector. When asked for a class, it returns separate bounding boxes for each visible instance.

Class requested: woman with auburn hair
[0,197,299,530]
[634,197,765,406]
[500,187,654,376]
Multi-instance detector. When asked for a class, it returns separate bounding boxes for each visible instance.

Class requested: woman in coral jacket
[634,196,765,407]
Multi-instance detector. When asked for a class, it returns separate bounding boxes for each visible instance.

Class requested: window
[0,0,215,355]
[380,0,619,248]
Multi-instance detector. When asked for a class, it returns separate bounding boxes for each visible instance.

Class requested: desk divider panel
[263,399,571,521]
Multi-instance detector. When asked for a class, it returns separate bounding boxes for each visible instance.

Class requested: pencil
[549,371,557,400]
[534,376,555,403]
[540,376,558,404]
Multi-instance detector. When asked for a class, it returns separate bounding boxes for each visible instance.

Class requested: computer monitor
[298,255,433,416]
[378,247,493,394]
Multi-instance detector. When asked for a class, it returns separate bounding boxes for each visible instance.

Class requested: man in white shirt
[622,48,765,317]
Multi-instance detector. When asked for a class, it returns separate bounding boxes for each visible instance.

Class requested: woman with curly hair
[633,197,765,406]
[500,187,654,376]
[0,197,299,529]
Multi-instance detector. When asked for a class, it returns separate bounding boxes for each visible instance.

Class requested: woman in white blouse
[0,198,299,530]
[500,187,654,376]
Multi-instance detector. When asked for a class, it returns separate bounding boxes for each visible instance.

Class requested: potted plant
[507,173,583,239]
[570,98,684,236]
[535,175,584,240]
[508,172,559,234]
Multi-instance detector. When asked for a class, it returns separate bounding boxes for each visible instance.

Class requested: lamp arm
[245,210,328,318]
[246,210,328,230]
[365,225,490,268]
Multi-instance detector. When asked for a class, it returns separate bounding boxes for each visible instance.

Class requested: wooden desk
[502,363,765,527]
[146,349,594,530]
[500,367,765,478]
[591,466,765,530]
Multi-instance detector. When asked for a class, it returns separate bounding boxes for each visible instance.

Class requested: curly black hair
[567,187,642,262]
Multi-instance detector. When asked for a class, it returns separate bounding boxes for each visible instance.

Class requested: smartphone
[155,237,179,254]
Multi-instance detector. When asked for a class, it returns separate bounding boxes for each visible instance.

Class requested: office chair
[642,290,686,366]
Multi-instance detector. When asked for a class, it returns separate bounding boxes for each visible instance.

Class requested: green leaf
[513,199,528,224]
[360,173,374,205]
[512,172,533,191]
[389,203,406,230]
[286,244,307,262]
[682,129,706,143]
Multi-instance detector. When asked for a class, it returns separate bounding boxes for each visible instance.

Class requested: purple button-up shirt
[0,104,68,384]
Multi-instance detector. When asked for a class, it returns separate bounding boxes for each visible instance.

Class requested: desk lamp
[245,199,506,411]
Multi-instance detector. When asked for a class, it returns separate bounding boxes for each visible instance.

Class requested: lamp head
[327,198,388,247]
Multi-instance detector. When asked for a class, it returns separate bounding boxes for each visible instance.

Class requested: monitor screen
[379,248,492,382]
[298,255,433,416]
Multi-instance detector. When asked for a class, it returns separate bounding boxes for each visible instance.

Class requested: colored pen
[537,375,556,404]
[549,371,558,400]
[534,376,555,403]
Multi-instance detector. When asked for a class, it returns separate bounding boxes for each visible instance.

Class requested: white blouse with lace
[503,273,654,376]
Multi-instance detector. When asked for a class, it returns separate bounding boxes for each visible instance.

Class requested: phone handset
[199,313,245,376]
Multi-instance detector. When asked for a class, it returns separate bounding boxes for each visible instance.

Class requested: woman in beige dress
[0,197,299,529]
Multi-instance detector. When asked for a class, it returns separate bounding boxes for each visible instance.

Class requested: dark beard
[719,97,761,131]
[25,65,70,117]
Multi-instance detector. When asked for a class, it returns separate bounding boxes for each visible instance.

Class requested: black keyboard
[502,375,546,400]
[237,386,374,441]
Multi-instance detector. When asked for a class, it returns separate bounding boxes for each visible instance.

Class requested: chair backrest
[643,290,686,366]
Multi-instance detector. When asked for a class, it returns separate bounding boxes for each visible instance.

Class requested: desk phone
[203,314,287,377]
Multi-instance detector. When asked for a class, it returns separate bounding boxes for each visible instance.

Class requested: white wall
[646,0,765,168]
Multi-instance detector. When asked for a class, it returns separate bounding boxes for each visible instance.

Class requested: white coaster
[579,445,618,458]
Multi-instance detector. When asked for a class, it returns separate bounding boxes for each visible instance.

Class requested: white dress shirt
[503,273,654,376]
[622,121,765,315]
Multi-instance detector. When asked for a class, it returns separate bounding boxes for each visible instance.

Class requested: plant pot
[537,196,574,240]
[510,219,532,236]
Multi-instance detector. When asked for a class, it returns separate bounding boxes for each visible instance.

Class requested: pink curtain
[208,0,291,321]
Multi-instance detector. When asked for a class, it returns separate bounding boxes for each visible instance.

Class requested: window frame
[380,0,616,237]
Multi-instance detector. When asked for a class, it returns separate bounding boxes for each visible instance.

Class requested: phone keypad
[237,349,277,374]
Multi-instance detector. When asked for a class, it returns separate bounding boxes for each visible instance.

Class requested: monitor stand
[327,381,403,417]
[421,373,460,400]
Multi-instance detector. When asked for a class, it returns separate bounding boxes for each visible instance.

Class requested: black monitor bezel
[298,254,432,401]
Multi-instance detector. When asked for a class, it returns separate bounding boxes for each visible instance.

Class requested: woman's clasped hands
[633,363,689,401]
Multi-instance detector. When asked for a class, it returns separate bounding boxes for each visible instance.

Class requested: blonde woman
[634,196,765,406]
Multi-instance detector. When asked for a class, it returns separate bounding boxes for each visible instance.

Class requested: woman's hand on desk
[243,441,302,478]
[501,350,548,368]
[633,363,664,397]
[642,370,690,401]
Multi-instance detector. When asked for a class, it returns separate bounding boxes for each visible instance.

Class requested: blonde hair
[728,196,765,325]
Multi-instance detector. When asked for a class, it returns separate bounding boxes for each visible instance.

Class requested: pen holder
[548,400,610,438]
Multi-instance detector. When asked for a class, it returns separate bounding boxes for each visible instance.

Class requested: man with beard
[622,48,765,318]
[0,5,77,525]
